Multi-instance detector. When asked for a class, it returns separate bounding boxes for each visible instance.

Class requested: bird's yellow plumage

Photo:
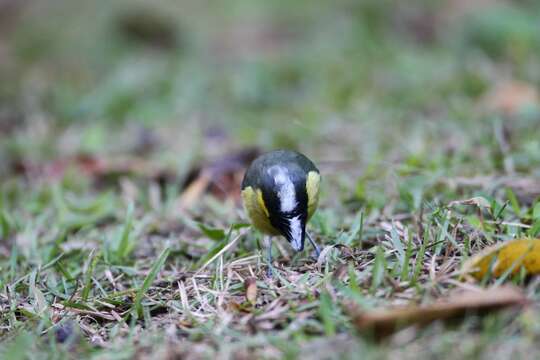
[306,171,320,220]
[241,170,320,236]
[241,186,280,235]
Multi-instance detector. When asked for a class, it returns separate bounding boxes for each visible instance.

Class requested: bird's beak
[284,216,306,252]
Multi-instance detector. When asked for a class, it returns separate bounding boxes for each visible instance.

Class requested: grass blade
[133,247,170,318]
[319,291,336,336]
[400,230,413,281]
[82,250,99,302]
[118,202,134,260]
[390,222,404,267]
[370,246,386,294]
[345,211,364,246]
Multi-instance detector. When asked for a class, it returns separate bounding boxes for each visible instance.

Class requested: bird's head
[241,150,320,252]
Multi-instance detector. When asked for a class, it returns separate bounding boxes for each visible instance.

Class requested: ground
[1,0,540,359]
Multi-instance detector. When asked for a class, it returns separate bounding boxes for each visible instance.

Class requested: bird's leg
[306,231,321,259]
[263,236,274,277]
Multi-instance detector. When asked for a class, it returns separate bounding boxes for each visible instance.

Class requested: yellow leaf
[462,238,540,280]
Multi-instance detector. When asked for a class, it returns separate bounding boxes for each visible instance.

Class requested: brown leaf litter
[347,285,527,338]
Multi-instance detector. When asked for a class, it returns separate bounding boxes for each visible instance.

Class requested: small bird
[241,149,321,274]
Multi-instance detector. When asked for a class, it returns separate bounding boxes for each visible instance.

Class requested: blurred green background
[1,0,539,166]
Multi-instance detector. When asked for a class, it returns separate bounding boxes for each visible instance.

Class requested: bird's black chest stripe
[263,181,308,233]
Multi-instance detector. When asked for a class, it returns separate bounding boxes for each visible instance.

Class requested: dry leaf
[177,172,212,211]
[348,286,526,338]
[178,148,260,210]
[462,238,540,280]
[244,277,257,304]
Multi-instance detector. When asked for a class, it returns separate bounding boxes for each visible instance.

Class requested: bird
[241,149,321,274]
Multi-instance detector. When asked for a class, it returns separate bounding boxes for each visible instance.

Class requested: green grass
[1,0,540,358]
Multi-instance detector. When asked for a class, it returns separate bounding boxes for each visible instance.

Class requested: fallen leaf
[348,286,526,338]
[178,147,260,210]
[178,172,212,211]
[245,277,257,305]
[462,238,540,280]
